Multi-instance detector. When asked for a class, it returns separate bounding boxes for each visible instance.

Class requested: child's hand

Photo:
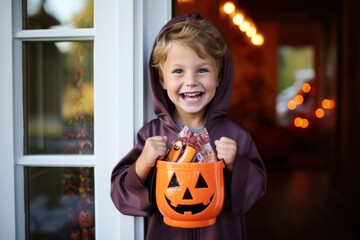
[214,137,236,172]
[136,136,167,183]
[141,136,168,167]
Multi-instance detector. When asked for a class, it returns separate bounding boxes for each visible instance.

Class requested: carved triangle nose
[183,187,193,200]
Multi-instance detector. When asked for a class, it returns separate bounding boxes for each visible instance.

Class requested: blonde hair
[152,18,227,82]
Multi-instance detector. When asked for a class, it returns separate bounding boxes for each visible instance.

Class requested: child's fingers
[214,137,237,161]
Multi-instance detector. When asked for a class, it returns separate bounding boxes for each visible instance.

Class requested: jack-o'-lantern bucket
[155,160,225,228]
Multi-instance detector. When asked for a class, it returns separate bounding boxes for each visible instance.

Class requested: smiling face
[160,42,219,125]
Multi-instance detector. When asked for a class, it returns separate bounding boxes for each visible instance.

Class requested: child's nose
[185,73,198,86]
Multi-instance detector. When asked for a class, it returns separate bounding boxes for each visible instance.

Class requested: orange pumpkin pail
[155,160,225,228]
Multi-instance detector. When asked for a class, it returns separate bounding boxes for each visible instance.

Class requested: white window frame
[0,1,17,239]
[133,2,172,238]
[0,0,172,239]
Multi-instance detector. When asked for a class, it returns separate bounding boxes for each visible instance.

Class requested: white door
[0,0,171,239]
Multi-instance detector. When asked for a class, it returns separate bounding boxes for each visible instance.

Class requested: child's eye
[198,68,209,74]
[173,69,183,74]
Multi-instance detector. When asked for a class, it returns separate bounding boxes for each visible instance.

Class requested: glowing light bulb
[251,33,264,46]
[315,108,325,118]
[232,13,244,25]
[288,100,297,110]
[322,99,333,109]
[301,118,309,128]
[223,2,235,14]
[239,20,250,32]
[294,95,304,105]
[302,83,311,93]
[246,26,257,37]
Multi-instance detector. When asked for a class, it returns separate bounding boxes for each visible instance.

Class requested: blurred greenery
[278,46,314,92]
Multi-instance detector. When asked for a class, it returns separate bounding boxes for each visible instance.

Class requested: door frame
[0,0,172,239]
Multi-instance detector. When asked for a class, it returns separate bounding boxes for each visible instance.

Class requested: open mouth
[165,194,214,214]
[180,92,204,101]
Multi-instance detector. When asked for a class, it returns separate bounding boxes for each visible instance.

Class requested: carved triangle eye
[195,173,208,188]
[167,173,180,188]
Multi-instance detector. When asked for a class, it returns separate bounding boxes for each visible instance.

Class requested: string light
[221,1,264,46]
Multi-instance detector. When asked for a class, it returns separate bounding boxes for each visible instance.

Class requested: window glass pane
[25,167,95,240]
[24,0,94,29]
[24,41,94,154]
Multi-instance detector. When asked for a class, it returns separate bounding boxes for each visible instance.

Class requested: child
[111,12,267,240]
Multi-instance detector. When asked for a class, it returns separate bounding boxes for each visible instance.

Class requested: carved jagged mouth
[165,194,214,214]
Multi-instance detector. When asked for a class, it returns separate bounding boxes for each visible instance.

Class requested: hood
[148,12,234,132]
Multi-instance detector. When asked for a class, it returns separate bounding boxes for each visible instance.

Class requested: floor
[245,161,359,240]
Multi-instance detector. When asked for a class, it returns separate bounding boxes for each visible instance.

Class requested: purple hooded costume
[111,13,267,240]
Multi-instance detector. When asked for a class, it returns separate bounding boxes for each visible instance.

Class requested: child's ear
[160,80,167,90]
[216,78,221,87]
